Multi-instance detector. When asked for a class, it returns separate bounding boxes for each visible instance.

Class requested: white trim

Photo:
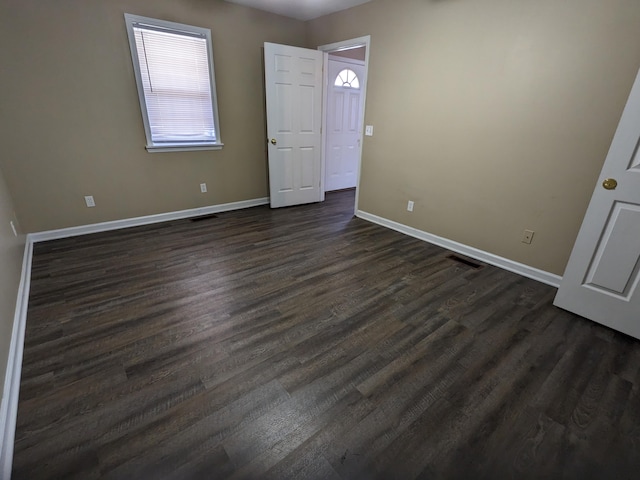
[327,56,365,67]
[0,239,33,479]
[124,13,223,151]
[318,36,372,55]
[319,50,329,203]
[145,143,224,153]
[0,200,559,478]
[356,210,562,288]
[29,197,269,243]
[318,35,371,214]
[0,196,269,475]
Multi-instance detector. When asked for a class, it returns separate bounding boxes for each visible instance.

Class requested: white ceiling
[224,0,372,21]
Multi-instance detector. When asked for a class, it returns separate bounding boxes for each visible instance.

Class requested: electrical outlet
[365,125,374,136]
[200,183,207,193]
[407,200,414,212]
[522,229,534,244]
[84,195,95,208]
[10,221,17,237]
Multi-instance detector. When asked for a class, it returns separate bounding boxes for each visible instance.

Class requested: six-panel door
[264,43,323,208]
[554,69,640,339]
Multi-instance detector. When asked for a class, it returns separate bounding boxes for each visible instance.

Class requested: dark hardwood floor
[13,190,640,479]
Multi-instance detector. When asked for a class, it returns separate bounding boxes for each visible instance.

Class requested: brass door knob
[270,138,277,145]
[602,178,618,190]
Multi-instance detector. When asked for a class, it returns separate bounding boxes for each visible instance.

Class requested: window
[334,69,360,89]
[124,14,222,152]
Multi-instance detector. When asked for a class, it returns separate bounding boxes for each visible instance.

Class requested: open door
[554,69,640,339]
[264,42,324,208]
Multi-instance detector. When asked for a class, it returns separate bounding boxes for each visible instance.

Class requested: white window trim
[124,13,223,153]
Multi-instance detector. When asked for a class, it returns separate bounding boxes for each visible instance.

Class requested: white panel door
[325,59,364,192]
[264,43,323,208]
[554,69,640,339]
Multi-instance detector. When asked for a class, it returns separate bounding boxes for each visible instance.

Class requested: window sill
[145,143,224,153]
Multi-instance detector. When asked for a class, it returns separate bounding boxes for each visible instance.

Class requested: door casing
[318,36,371,213]
[324,56,365,192]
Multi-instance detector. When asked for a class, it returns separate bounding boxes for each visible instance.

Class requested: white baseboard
[28,197,270,243]
[1,197,269,477]
[0,202,557,478]
[356,210,562,288]
[0,239,33,479]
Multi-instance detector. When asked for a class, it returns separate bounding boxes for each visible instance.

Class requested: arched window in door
[334,69,360,89]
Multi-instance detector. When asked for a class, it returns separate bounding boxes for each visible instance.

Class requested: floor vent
[446,254,483,269]
[190,214,219,222]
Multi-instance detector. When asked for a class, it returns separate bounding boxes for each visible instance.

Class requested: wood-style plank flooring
[13,190,640,479]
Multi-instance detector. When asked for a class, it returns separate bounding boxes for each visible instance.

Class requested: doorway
[318,36,370,213]
[324,54,365,192]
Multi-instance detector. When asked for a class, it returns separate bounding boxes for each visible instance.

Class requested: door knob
[602,178,618,190]
[270,138,277,145]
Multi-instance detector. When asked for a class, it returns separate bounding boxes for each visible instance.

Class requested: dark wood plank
[12,189,640,479]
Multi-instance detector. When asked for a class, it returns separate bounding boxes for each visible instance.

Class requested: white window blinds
[125,14,222,151]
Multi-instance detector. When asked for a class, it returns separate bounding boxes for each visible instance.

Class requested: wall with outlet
[0,0,307,232]
[0,166,25,400]
[4,0,640,276]
[308,0,640,275]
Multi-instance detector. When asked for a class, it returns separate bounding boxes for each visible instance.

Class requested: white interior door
[264,42,323,208]
[325,58,364,192]
[554,69,640,339]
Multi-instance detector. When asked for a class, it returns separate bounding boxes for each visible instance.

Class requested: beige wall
[3,0,640,276]
[0,166,25,398]
[308,0,640,275]
[0,0,307,232]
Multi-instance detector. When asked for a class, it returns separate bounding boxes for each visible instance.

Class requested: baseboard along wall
[29,197,270,243]
[1,198,561,478]
[0,241,33,480]
[0,196,269,478]
[356,210,562,288]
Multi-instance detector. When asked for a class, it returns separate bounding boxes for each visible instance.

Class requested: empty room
[1,0,640,478]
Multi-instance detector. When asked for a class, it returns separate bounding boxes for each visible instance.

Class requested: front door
[554,69,640,339]
[264,42,324,208]
[325,58,364,192]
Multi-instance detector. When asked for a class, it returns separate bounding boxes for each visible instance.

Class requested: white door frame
[318,35,371,213]
[324,57,365,193]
